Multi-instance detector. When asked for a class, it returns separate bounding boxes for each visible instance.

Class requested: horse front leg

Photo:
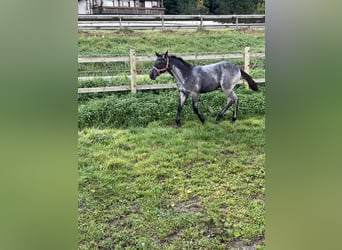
[176,91,188,127]
[192,94,205,124]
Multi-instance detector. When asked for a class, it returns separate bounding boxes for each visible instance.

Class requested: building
[78,0,165,15]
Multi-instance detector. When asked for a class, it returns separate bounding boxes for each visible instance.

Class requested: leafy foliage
[163,0,265,14]
[78,84,265,129]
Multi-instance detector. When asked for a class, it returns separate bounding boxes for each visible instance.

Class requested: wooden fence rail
[78,14,266,22]
[78,48,265,94]
[78,14,265,30]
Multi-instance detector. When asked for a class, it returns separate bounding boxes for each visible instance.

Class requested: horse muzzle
[149,69,158,80]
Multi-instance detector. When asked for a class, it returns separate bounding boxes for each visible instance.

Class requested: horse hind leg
[231,91,239,122]
[216,98,234,123]
[216,90,238,123]
[192,94,205,124]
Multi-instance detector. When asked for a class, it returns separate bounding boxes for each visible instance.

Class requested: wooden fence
[78,47,265,94]
[78,14,265,30]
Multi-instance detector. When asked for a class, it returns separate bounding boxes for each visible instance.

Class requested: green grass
[78,29,264,56]
[78,28,265,78]
[78,117,265,249]
[78,84,265,129]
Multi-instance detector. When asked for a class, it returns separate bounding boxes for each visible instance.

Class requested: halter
[153,56,169,75]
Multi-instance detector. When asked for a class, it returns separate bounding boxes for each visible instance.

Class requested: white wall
[145,1,152,8]
[78,0,161,12]
[103,0,113,7]
[78,0,87,14]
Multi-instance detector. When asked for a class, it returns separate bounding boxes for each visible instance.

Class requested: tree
[163,0,263,15]
[177,0,199,14]
[255,2,265,14]
[210,0,254,14]
[163,0,178,14]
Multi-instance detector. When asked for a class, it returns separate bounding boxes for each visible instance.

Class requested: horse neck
[168,56,192,83]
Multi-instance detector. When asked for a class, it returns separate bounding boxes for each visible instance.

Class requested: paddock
[78,28,265,249]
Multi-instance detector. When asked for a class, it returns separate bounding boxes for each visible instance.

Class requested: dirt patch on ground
[235,27,265,35]
[230,237,265,249]
[174,197,202,213]
[107,204,141,226]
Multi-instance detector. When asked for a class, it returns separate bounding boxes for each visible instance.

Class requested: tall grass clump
[78,84,265,129]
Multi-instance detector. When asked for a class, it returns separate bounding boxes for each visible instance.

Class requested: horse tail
[240,69,258,91]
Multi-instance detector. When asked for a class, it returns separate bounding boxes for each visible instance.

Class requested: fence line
[78,14,266,21]
[77,80,265,94]
[78,48,265,94]
[78,53,264,64]
[78,14,265,30]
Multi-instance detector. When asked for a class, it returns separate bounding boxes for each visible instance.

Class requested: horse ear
[155,52,161,57]
[164,50,168,58]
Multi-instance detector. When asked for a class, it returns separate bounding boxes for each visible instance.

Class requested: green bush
[78,84,265,129]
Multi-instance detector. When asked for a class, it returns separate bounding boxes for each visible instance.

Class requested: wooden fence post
[244,47,250,89]
[130,49,137,94]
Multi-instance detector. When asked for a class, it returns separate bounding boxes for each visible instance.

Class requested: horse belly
[200,82,220,93]
[199,74,221,93]
[195,66,222,93]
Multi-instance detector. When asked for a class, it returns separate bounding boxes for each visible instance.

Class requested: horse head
[150,51,169,80]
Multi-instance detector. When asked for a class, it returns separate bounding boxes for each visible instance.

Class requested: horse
[149,51,258,127]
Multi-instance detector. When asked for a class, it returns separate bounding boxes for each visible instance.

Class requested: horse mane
[169,55,193,68]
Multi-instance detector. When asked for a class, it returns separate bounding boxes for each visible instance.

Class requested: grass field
[78,28,265,249]
[79,118,265,249]
[78,28,265,57]
[78,28,265,78]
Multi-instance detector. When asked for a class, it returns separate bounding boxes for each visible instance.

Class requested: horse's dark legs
[216,91,238,123]
[232,98,239,122]
[216,99,234,122]
[192,95,205,124]
[176,91,188,127]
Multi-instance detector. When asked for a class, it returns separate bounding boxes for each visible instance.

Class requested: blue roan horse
[150,51,258,127]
